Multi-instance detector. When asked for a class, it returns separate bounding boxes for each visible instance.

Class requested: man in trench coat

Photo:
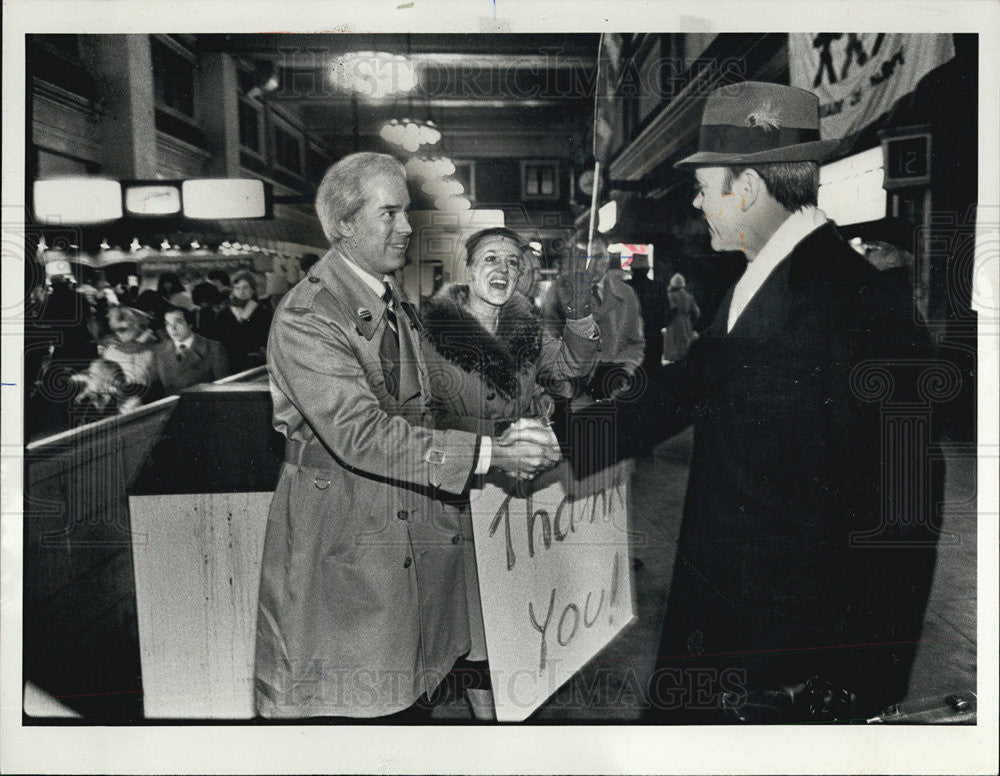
[254,152,560,719]
[647,82,941,723]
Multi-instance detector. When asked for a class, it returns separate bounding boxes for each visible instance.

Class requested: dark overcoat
[656,223,939,716]
[254,250,481,718]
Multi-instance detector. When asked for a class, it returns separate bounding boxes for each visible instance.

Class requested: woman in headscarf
[420,226,599,719]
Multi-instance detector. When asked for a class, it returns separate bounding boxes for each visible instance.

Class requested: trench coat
[420,285,600,659]
[254,250,481,718]
[653,223,940,718]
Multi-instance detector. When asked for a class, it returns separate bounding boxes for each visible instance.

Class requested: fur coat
[421,284,598,435]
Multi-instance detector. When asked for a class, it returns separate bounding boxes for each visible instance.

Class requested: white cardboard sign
[469,461,636,722]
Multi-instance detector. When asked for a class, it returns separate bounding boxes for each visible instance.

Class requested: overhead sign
[789,33,955,140]
[469,461,636,722]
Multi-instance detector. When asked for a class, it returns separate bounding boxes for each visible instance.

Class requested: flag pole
[586,32,605,270]
[586,161,600,270]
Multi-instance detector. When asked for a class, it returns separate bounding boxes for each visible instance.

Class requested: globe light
[380,117,442,152]
[434,196,471,212]
[404,156,455,180]
[421,178,464,197]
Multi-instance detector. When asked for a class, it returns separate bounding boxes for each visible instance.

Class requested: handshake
[489,417,563,480]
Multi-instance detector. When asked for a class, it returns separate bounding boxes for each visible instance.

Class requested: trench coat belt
[283,438,337,470]
[438,413,517,437]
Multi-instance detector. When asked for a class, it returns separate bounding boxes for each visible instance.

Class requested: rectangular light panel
[182,179,267,219]
[33,178,123,224]
[124,184,182,216]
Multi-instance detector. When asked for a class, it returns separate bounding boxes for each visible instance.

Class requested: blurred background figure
[135,288,168,334]
[153,306,230,395]
[210,270,272,373]
[190,282,221,335]
[157,272,195,311]
[298,253,321,276]
[69,358,143,427]
[660,273,701,364]
[843,217,919,320]
[207,269,231,299]
[626,258,668,372]
[542,235,644,409]
[100,306,159,400]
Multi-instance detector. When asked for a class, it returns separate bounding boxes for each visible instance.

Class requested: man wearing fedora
[646,82,939,723]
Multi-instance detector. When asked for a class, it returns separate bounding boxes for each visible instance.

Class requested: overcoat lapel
[705,256,794,385]
[313,251,422,406]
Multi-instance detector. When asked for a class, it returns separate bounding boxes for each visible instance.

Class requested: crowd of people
[26,267,274,440]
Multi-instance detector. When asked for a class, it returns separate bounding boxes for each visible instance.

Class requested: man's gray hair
[315,152,406,244]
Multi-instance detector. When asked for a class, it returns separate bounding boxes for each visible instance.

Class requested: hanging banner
[469,460,636,722]
[788,33,954,140]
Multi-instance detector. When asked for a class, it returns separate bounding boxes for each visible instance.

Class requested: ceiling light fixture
[404,156,456,180]
[328,51,417,99]
[421,178,464,198]
[434,196,471,212]
[380,118,441,153]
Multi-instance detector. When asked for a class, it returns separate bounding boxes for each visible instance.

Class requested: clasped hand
[492,417,562,479]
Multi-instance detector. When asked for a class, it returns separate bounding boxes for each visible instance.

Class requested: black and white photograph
[2,1,997,773]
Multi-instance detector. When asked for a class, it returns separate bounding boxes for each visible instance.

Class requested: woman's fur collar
[422,284,542,400]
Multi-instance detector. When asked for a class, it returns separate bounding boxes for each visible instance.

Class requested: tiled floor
[433,427,978,723]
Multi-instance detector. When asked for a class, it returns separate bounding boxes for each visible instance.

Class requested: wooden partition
[23,367,267,721]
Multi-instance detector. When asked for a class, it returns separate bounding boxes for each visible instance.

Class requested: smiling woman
[419,225,602,719]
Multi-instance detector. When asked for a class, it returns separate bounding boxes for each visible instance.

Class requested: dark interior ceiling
[198,33,600,157]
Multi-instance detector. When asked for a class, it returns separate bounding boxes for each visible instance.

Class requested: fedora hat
[675,81,840,168]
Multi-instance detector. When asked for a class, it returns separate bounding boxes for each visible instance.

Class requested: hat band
[699,123,821,155]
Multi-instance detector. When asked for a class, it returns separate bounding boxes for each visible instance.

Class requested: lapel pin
[357,307,373,322]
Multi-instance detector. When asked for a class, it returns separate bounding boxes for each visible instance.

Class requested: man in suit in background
[647,81,940,723]
[154,306,230,395]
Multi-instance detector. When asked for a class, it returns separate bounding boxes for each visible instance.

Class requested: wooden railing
[22,366,267,721]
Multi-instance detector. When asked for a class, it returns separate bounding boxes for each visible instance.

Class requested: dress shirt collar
[727,206,827,333]
[340,252,393,299]
[174,334,195,353]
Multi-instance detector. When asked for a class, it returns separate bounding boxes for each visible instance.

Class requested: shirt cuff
[564,314,598,339]
[475,434,492,474]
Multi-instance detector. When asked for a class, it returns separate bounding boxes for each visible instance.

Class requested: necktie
[591,284,602,307]
[382,281,399,336]
[380,282,400,399]
[176,344,187,363]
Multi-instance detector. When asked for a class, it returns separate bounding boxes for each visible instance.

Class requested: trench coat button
[486,392,496,401]
[397,509,409,520]
[314,478,331,489]
[308,276,319,283]
[451,534,462,545]
[403,556,412,568]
